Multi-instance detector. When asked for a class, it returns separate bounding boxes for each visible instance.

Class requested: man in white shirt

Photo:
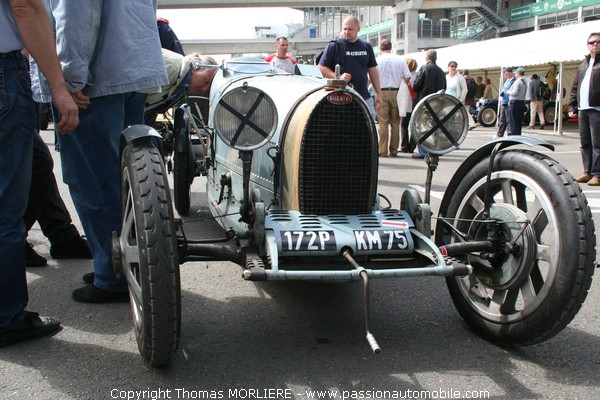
[265,36,297,74]
[376,39,410,157]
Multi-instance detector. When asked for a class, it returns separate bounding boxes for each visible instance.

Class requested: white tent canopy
[405,20,600,70]
[403,20,600,133]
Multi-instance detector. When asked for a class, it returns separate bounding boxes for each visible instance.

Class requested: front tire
[436,150,595,346]
[120,139,181,366]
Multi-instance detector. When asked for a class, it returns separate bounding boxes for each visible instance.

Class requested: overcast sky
[158,7,305,40]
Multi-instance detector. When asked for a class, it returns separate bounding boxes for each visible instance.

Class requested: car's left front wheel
[119,139,181,366]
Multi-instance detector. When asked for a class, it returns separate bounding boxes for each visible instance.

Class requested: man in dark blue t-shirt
[318,15,382,120]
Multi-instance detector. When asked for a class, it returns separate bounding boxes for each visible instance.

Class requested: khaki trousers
[377,90,400,156]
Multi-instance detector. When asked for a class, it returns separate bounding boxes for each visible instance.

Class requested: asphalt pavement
[1,122,599,400]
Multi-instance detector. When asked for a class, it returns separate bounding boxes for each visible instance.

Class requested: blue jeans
[365,97,377,123]
[56,92,147,292]
[579,109,600,178]
[0,52,35,330]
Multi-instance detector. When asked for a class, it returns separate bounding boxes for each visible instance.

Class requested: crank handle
[366,332,381,354]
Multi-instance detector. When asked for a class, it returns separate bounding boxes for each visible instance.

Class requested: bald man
[318,15,382,120]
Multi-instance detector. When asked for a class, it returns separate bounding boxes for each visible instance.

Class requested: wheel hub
[111,231,123,274]
[467,204,537,290]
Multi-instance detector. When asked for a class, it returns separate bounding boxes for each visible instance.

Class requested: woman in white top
[446,61,467,102]
[446,61,476,129]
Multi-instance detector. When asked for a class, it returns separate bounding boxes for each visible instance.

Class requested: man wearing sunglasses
[569,32,600,186]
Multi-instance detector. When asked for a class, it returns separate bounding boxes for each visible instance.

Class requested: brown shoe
[575,173,593,183]
[588,177,600,186]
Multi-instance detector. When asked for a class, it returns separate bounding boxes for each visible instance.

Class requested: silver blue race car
[114,58,596,366]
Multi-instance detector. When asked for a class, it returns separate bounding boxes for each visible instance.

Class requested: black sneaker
[26,242,47,268]
[72,284,129,303]
[50,235,92,260]
[0,311,61,348]
[82,272,94,284]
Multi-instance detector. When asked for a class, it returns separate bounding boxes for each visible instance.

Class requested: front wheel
[120,139,181,366]
[436,150,595,346]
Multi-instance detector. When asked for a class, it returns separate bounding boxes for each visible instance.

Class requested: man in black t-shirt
[318,15,382,120]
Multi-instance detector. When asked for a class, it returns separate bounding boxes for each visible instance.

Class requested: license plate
[281,230,336,252]
[354,230,409,251]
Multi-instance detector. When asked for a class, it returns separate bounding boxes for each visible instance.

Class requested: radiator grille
[299,93,377,215]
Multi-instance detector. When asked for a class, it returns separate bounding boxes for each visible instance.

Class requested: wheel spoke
[121,184,142,303]
[530,199,548,236]
[468,277,489,301]
[500,180,514,205]
[488,289,505,314]
[536,243,551,263]
[466,192,485,215]
[519,275,538,305]
[125,266,142,302]
[121,192,140,265]
[513,182,528,211]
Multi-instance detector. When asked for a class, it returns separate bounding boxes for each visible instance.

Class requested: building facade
[293,0,600,57]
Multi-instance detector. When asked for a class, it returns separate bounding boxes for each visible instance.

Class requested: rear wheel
[120,139,181,366]
[173,143,193,216]
[544,104,555,126]
[478,105,497,127]
[436,150,595,346]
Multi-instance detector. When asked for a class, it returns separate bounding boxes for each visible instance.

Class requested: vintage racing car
[475,97,557,128]
[114,58,596,366]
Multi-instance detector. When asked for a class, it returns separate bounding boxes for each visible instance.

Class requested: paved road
[2,123,599,400]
